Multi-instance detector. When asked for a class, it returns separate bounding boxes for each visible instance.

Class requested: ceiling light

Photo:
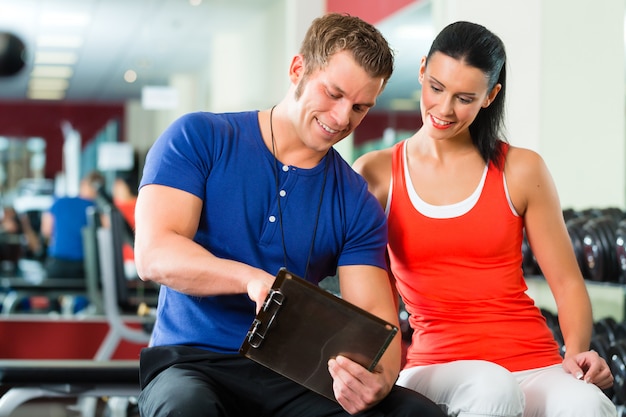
[124,70,137,83]
[26,90,66,100]
[142,86,179,110]
[36,35,83,48]
[34,51,78,65]
[28,78,69,90]
[30,65,73,78]
[39,12,90,27]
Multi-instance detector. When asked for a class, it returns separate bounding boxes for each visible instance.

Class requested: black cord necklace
[269,105,329,280]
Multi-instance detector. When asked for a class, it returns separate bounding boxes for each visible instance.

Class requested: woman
[353,21,616,417]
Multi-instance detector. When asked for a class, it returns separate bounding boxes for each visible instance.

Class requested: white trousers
[396,361,617,417]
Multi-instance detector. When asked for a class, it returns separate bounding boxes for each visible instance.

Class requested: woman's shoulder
[352,145,398,208]
[504,144,553,202]
[353,146,395,180]
[504,144,547,175]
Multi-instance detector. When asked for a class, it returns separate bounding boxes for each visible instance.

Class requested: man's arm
[134,183,274,306]
[40,211,53,241]
[327,263,401,414]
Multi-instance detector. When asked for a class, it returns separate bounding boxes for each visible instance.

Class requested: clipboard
[239,268,399,401]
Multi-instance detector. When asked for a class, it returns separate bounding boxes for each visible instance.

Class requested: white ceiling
[0,0,432,112]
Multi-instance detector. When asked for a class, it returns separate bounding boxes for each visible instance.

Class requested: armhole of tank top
[384,141,404,217]
[503,172,520,217]
[385,175,392,217]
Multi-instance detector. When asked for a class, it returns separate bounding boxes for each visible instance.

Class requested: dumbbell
[607,341,626,405]
[595,317,619,346]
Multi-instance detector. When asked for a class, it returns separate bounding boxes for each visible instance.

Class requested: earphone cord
[269,105,328,280]
[270,105,288,271]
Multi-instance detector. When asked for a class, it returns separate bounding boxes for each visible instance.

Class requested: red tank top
[388,140,562,372]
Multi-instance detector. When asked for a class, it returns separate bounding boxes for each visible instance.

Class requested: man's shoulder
[176,110,258,126]
[50,196,93,212]
[330,149,368,189]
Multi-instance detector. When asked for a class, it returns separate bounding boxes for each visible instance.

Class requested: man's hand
[327,355,392,414]
[246,277,273,313]
[563,350,614,389]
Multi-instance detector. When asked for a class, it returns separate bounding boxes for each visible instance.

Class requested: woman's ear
[418,56,427,84]
[289,54,304,84]
[482,83,502,108]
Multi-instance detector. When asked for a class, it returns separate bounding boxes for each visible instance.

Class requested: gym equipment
[0,32,25,77]
[0,206,153,416]
[616,219,626,283]
[609,341,626,405]
[565,214,593,279]
[544,314,626,405]
[525,207,626,283]
[582,215,619,282]
[0,359,139,417]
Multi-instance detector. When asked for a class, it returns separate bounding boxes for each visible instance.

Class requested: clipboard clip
[246,289,285,348]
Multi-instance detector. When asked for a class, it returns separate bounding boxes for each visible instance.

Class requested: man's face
[290,51,385,154]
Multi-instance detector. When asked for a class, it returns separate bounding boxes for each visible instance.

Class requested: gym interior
[0,0,625,415]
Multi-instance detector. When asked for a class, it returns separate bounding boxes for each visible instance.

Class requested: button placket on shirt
[269,164,291,223]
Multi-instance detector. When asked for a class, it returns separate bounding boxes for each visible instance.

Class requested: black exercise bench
[0,359,140,417]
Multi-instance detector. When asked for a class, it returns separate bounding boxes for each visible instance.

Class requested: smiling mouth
[316,118,339,134]
[430,114,453,127]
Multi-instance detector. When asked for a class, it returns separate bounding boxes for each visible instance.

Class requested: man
[41,170,104,279]
[135,13,444,417]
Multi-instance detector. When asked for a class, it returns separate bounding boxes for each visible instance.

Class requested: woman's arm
[506,147,612,388]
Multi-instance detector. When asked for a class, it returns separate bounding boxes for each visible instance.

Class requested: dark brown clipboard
[239,268,398,401]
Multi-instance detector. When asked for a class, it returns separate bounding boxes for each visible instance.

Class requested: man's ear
[289,54,304,84]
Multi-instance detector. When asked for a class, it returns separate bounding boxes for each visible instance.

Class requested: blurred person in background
[41,170,104,279]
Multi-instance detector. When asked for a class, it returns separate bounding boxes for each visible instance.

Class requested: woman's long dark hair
[426,21,507,168]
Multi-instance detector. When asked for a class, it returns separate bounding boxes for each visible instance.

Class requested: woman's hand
[563,350,614,389]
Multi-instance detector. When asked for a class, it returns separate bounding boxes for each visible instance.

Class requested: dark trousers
[138,346,445,417]
[44,257,85,278]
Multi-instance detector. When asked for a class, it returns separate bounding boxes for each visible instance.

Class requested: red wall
[354,111,422,147]
[327,0,418,24]
[0,317,146,359]
[0,102,125,179]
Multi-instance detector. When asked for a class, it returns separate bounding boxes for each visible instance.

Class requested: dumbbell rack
[531,275,626,412]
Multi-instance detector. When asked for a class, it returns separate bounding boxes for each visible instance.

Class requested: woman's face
[419,51,500,140]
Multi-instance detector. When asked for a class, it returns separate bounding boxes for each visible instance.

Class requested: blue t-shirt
[140,111,387,353]
[47,196,94,260]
